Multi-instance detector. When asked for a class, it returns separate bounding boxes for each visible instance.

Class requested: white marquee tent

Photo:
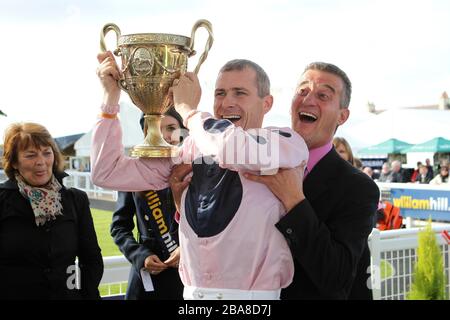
[336,109,450,153]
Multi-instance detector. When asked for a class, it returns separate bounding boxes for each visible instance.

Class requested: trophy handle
[100,23,121,54]
[189,19,214,75]
[100,23,129,92]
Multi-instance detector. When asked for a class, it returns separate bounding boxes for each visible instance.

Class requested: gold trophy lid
[118,33,192,49]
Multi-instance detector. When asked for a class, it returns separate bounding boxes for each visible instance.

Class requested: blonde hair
[333,137,355,165]
[2,122,65,180]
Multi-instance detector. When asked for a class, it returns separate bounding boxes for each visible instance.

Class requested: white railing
[100,256,131,298]
[369,226,450,300]
[63,170,118,201]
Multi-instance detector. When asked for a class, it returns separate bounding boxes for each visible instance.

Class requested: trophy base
[130,145,179,158]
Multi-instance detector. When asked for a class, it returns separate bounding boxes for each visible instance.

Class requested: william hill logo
[145,190,178,254]
[393,196,450,211]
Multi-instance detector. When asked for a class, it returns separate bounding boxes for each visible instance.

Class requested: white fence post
[404,217,413,228]
[368,228,382,300]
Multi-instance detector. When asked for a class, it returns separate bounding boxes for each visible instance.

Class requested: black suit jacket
[276,148,379,299]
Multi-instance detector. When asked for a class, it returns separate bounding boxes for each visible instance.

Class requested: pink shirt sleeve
[90,108,173,191]
[186,112,309,173]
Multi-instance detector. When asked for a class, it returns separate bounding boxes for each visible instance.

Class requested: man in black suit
[245,62,380,299]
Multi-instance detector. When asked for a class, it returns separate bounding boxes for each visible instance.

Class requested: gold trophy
[100,19,213,157]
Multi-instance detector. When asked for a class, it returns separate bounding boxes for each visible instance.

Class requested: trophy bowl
[100,19,213,157]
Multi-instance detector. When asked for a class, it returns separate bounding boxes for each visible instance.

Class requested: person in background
[111,108,186,300]
[0,122,103,300]
[410,161,422,182]
[388,160,406,183]
[362,166,374,179]
[353,157,363,170]
[425,158,434,180]
[415,164,431,184]
[332,137,364,171]
[333,137,354,165]
[429,161,449,185]
[377,162,392,182]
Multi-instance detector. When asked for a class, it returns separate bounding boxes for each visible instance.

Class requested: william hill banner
[390,188,450,221]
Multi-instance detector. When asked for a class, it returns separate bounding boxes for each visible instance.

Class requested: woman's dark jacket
[111,189,183,300]
[0,173,103,300]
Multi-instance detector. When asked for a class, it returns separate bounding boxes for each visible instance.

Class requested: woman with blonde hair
[333,137,355,166]
[0,122,103,299]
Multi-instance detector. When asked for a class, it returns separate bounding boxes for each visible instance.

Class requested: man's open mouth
[222,115,241,123]
[299,112,318,123]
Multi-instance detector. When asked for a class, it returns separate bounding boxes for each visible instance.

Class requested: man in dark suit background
[245,62,380,299]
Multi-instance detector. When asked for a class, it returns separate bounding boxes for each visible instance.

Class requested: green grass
[91,208,132,296]
[91,208,122,257]
[99,283,128,297]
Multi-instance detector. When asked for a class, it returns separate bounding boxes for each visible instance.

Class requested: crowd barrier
[100,256,130,298]
[368,226,450,300]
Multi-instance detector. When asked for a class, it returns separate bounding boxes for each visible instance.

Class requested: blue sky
[0,0,449,137]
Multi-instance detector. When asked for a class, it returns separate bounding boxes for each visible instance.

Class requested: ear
[337,108,350,126]
[262,95,274,115]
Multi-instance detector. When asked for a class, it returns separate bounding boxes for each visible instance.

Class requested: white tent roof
[75,102,143,157]
[336,109,450,152]
[335,110,377,151]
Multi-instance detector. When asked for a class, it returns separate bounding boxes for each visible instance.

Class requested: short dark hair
[303,62,352,108]
[219,59,270,98]
[164,107,186,130]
